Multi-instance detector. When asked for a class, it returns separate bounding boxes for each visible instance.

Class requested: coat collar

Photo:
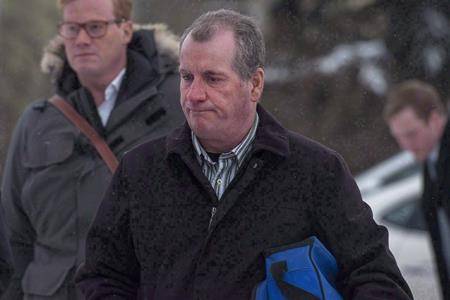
[165,105,290,160]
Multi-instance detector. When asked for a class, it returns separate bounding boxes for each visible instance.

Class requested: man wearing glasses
[1,0,184,299]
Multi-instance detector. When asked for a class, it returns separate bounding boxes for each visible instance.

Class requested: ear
[250,67,264,103]
[121,21,133,44]
[429,110,446,132]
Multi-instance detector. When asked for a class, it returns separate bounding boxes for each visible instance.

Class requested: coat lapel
[166,125,219,206]
[203,106,290,232]
[208,155,265,231]
[165,105,291,231]
[105,86,159,131]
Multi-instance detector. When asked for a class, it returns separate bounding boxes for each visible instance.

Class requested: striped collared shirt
[192,113,259,199]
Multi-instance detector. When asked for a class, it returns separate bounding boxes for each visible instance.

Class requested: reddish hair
[58,0,132,20]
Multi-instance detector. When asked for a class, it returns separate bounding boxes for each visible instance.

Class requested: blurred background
[1,0,449,298]
[2,0,450,176]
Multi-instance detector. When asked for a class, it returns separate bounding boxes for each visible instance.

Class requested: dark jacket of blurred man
[76,9,413,300]
[0,199,13,297]
[0,0,184,299]
[385,80,450,300]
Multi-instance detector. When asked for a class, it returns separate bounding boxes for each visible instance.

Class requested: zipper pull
[208,207,217,231]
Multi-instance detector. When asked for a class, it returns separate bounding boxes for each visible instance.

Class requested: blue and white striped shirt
[192,114,259,200]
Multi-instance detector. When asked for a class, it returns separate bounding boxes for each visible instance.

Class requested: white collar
[98,68,126,126]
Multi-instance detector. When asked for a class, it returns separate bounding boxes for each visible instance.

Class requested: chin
[413,152,427,162]
[74,66,101,78]
[190,124,213,140]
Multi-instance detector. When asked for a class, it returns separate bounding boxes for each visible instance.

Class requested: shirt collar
[165,105,290,161]
[192,113,259,165]
[104,68,126,104]
[98,68,126,126]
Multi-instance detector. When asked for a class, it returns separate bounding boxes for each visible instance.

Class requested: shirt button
[217,179,222,185]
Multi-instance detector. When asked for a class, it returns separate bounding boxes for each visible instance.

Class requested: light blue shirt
[97,68,126,126]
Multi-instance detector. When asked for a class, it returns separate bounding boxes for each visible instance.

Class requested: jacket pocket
[23,132,74,168]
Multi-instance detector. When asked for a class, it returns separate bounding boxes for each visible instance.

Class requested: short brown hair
[384,80,446,122]
[180,9,265,81]
[58,0,132,20]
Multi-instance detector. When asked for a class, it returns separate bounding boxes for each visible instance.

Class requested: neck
[200,114,256,153]
[80,68,123,107]
[78,58,127,107]
[81,80,107,107]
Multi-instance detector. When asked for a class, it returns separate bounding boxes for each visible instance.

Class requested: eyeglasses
[58,19,124,39]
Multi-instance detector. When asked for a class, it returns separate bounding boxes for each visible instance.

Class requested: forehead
[389,107,427,133]
[180,30,237,72]
[63,0,115,21]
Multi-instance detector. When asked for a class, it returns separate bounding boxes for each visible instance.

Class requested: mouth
[188,107,213,113]
[74,53,96,58]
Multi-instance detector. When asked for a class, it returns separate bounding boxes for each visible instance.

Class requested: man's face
[388,107,441,162]
[179,30,263,152]
[62,0,131,82]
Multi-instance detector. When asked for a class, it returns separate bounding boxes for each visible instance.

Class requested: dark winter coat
[76,105,412,300]
[422,120,450,300]
[1,24,185,299]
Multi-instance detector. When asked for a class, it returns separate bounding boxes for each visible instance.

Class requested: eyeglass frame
[58,19,126,39]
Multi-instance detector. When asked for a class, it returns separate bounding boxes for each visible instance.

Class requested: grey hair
[180,9,265,80]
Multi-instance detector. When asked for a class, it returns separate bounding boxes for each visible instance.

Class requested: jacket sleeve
[75,157,140,299]
[1,108,36,300]
[311,152,413,300]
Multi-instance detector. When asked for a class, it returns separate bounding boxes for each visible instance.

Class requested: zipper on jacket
[208,207,217,231]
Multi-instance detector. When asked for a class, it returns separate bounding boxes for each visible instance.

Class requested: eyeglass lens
[60,21,110,39]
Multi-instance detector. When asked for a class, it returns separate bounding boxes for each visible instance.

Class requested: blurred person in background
[0,0,184,298]
[76,9,412,300]
[385,80,450,300]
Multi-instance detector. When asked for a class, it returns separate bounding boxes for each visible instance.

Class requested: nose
[185,78,207,103]
[74,28,92,45]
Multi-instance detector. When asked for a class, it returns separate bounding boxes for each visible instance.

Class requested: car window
[382,198,427,231]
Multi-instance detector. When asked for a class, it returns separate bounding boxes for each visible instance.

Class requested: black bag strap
[49,95,119,173]
[270,261,320,300]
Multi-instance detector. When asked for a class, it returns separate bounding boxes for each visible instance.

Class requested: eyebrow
[179,68,228,77]
[203,70,226,78]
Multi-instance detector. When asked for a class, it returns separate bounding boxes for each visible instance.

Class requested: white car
[356,151,420,197]
[360,172,442,299]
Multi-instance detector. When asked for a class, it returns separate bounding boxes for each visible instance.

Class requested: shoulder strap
[49,95,119,173]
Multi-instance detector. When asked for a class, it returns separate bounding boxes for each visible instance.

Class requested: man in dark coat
[0,0,184,299]
[385,80,450,300]
[76,9,412,300]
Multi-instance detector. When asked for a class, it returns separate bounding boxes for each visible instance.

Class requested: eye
[87,22,104,34]
[64,23,79,34]
[181,72,193,82]
[205,75,222,84]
